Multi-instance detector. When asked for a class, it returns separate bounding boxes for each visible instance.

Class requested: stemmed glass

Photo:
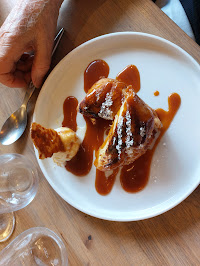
[0,153,38,242]
[0,154,68,265]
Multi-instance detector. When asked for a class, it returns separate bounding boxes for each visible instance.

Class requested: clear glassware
[0,153,38,242]
[0,227,68,266]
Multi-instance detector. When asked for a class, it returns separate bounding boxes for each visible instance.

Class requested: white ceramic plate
[33,32,200,221]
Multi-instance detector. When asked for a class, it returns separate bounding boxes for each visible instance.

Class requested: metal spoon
[0,28,64,145]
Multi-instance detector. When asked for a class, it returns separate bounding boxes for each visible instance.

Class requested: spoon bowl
[0,80,35,145]
[0,106,27,145]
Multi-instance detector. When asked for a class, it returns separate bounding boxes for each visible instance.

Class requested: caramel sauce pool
[62,59,181,195]
[65,116,110,176]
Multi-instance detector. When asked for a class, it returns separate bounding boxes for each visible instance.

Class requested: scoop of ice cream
[53,127,80,166]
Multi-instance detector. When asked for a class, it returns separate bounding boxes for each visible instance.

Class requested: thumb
[31,41,53,88]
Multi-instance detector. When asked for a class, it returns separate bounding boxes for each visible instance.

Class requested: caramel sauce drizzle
[84,59,109,93]
[62,96,78,132]
[120,93,181,192]
[65,117,110,176]
[116,65,140,93]
[95,169,119,195]
[64,60,111,178]
[154,91,160,96]
[62,59,181,195]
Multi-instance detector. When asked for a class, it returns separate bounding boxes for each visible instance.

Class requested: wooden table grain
[0,0,200,265]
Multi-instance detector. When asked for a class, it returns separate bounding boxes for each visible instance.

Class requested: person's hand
[0,0,63,88]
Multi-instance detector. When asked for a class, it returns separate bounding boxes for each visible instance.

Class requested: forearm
[2,0,64,32]
[15,0,64,13]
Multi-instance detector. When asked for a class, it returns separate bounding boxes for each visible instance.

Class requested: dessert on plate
[31,77,162,171]
[94,87,162,170]
[79,78,162,171]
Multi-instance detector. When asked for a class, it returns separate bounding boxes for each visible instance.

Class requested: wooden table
[0,0,200,264]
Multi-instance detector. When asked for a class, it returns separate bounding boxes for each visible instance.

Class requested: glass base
[0,227,68,265]
[0,212,15,242]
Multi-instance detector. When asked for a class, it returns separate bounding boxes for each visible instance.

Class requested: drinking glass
[0,153,38,242]
[0,227,68,265]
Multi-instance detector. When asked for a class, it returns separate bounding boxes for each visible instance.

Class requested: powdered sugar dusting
[96,91,100,101]
[98,91,113,120]
[140,126,146,137]
[112,136,116,146]
[116,116,124,159]
[125,110,134,156]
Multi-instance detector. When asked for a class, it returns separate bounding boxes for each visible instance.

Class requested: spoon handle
[22,28,65,108]
[22,81,35,107]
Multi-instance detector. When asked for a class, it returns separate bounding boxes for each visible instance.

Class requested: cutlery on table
[0,28,64,145]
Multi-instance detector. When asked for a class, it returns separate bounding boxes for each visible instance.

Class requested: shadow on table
[51,0,108,68]
[52,0,132,68]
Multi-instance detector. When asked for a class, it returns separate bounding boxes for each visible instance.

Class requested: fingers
[0,38,52,89]
[0,60,25,88]
[0,34,30,88]
[17,54,34,72]
[0,0,59,89]
[0,70,30,88]
[0,52,33,88]
[31,40,53,88]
